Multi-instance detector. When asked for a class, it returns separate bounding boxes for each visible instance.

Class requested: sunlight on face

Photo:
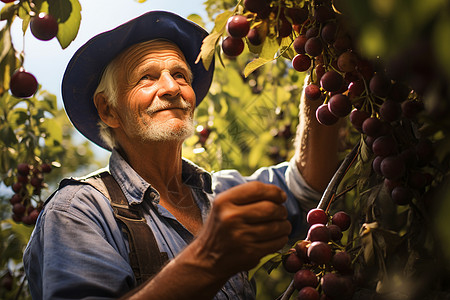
[114,40,196,144]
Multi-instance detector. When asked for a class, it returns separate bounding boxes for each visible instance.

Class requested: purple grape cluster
[282,208,355,300]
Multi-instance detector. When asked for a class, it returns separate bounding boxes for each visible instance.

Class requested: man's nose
[157,71,180,98]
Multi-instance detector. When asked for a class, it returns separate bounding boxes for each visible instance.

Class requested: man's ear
[94,93,120,128]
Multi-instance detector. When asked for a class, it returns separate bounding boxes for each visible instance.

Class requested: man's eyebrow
[134,62,193,82]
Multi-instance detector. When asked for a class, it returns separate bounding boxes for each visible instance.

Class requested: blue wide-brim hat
[62,11,214,151]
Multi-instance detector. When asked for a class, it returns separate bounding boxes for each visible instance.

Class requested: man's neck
[119,140,185,194]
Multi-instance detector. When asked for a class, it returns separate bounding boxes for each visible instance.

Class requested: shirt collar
[109,149,212,206]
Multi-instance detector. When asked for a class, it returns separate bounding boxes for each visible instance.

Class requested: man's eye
[174,73,187,81]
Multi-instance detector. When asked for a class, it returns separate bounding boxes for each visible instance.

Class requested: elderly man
[23,11,339,300]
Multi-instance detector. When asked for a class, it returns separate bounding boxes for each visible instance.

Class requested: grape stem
[318,140,361,212]
[278,279,295,300]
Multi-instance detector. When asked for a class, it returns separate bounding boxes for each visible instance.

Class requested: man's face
[112,40,196,144]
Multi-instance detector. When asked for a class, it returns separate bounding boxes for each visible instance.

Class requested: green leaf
[46,0,82,49]
[0,24,12,64]
[195,10,233,70]
[17,1,32,20]
[243,57,272,78]
[187,13,205,28]
[248,252,282,279]
[243,36,281,77]
[196,32,221,71]
[42,117,63,144]
[0,3,18,21]
[22,14,31,35]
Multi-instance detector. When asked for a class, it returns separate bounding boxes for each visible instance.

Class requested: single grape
[297,286,320,300]
[328,94,352,117]
[292,54,312,72]
[12,203,26,216]
[372,135,397,157]
[306,26,320,39]
[362,117,382,137]
[10,69,38,98]
[327,224,343,241]
[347,80,365,101]
[305,37,323,57]
[349,109,370,132]
[332,251,352,274]
[283,251,304,273]
[293,35,308,54]
[10,194,22,205]
[369,73,391,97]
[17,163,31,176]
[247,28,263,45]
[321,22,338,44]
[304,84,322,101]
[307,241,332,264]
[333,34,352,52]
[12,182,23,193]
[337,51,358,73]
[380,155,406,180]
[226,15,250,38]
[222,36,244,57]
[320,71,344,92]
[380,100,402,122]
[316,104,339,125]
[372,156,383,175]
[293,269,319,290]
[391,185,413,205]
[331,211,351,231]
[30,13,58,41]
[307,208,328,225]
[307,224,330,242]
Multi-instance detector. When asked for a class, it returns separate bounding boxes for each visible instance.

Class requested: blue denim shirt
[23,150,321,300]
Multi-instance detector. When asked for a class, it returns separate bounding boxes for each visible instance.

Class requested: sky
[2,0,209,158]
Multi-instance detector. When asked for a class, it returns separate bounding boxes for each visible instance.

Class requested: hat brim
[62,11,214,151]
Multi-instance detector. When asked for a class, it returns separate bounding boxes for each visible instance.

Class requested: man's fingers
[237,201,288,224]
[216,181,287,206]
[246,220,292,242]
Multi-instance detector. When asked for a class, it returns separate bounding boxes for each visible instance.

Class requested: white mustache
[146,100,192,115]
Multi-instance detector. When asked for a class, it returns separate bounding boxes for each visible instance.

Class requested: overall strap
[85,172,169,285]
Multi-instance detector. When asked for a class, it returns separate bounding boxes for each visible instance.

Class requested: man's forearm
[294,76,341,193]
[122,240,229,300]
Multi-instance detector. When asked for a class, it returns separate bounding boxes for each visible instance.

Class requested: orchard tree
[190,0,450,299]
[1,0,450,299]
[0,1,97,299]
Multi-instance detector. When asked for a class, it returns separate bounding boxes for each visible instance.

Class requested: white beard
[136,115,195,142]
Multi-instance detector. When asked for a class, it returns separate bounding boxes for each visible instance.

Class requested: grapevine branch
[279,141,360,300]
[318,141,361,212]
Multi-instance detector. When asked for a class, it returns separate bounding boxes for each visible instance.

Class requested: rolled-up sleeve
[211,158,322,239]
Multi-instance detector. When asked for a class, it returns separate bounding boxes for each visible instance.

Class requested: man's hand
[125,182,291,300]
[193,181,292,278]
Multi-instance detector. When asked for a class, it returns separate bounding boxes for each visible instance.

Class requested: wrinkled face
[112,40,196,144]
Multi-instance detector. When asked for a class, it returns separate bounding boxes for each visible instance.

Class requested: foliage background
[1,0,450,299]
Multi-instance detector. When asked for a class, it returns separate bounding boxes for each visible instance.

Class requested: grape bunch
[222,0,309,57]
[9,162,52,225]
[282,208,355,300]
